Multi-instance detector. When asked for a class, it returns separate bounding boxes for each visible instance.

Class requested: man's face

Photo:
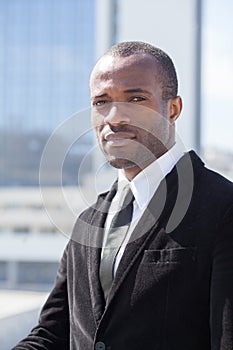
[90,53,178,179]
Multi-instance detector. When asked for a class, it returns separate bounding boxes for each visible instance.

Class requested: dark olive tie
[99,184,134,300]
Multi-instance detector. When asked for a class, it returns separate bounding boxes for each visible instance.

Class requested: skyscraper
[0,0,96,185]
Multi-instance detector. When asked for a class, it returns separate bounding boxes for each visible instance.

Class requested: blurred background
[0,0,232,348]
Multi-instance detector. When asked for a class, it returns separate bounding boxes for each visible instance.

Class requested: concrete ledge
[0,290,48,350]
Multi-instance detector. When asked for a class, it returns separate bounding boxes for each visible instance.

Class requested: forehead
[90,54,160,93]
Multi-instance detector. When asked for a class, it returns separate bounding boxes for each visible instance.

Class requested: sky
[202,0,233,151]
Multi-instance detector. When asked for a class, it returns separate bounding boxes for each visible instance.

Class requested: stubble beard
[98,115,172,171]
[102,134,169,171]
[108,157,137,170]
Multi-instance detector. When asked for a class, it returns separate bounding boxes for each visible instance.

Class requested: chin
[108,158,136,170]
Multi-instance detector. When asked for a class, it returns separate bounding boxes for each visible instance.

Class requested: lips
[104,131,136,142]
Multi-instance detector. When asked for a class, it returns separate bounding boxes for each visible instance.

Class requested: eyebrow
[92,93,109,99]
[92,88,150,99]
[123,88,150,94]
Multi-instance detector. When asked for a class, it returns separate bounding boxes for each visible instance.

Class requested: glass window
[0,261,7,281]
[18,262,59,284]
[0,0,95,186]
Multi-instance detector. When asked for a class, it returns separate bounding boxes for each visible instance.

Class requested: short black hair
[103,41,178,101]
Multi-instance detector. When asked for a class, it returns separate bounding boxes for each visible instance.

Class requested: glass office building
[0,0,96,185]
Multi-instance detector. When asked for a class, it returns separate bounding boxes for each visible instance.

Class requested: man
[13,41,233,350]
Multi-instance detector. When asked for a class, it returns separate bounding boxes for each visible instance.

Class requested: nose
[104,103,131,125]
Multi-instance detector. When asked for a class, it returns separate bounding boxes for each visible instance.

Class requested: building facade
[0,0,95,186]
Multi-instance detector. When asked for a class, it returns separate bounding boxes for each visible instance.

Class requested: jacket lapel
[86,183,117,323]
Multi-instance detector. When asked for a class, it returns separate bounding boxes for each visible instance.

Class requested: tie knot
[117,182,134,209]
[110,184,134,229]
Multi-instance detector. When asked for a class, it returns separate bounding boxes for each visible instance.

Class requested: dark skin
[90,53,182,180]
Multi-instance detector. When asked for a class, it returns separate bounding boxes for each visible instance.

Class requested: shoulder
[78,190,111,222]
[70,181,118,244]
[189,150,233,196]
[185,151,233,218]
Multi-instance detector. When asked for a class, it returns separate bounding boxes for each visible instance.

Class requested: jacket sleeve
[11,243,70,350]
[210,204,233,350]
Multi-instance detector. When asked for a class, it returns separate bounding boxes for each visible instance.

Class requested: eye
[130,96,146,102]
[93,100,107,106]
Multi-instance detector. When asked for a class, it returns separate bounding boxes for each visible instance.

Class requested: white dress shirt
[103,142,185,275]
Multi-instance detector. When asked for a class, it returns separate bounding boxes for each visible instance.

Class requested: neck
[122,143,176,180]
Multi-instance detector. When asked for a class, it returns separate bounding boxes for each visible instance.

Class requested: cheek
[90,113,102,140]
[130,107,166,132]
[94,127,102,143]
[137,119,169,144]
[91,109,104,129]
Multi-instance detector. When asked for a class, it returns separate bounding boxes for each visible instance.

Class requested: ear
[168,96,182,123]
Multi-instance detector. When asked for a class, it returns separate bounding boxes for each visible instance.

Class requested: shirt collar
[118,142,185,210]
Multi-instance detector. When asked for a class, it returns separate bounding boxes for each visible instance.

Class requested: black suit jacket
[13,151,233,350]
